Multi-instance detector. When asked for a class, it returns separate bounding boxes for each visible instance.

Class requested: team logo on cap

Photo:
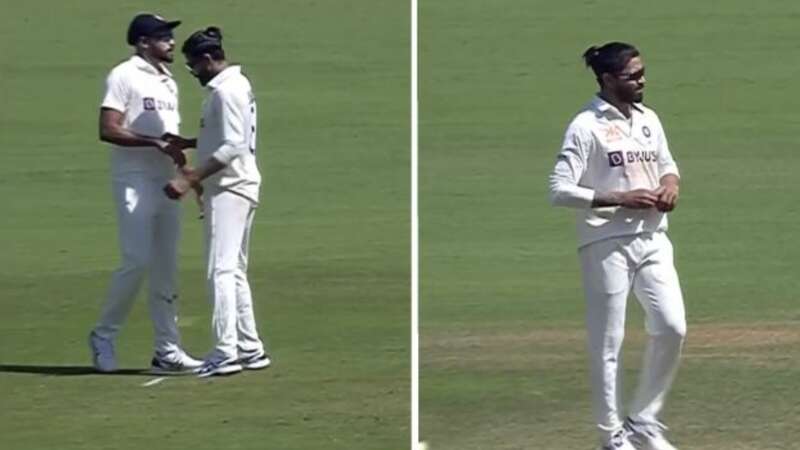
[608,151,625,167]
[642,125,651,138]
[143,97,156,111]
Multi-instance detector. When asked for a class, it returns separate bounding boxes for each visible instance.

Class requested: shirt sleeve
[548,120,596,208]
[100,68,130,113]
[211,90,249,165]
[173,81,181,126]
[654,114,680,179]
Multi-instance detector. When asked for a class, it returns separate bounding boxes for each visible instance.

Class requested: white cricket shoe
[624,418,678,450]
[150,349,203,374]
[194,356,243,378]
[238,350,272,370]
[599,429,637,450]
[89,331,117,373]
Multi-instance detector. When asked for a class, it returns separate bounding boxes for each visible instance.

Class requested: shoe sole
[242,358,271,370]
[196,363,243,378]
[150,366,198,375]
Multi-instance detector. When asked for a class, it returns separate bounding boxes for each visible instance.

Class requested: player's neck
[136,51,167,75]
[208,61,230,79]
[598,91,632,119]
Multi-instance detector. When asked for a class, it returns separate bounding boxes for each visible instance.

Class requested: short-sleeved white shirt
[197,65,261,204]
[101,55,181,178]
[549,96,680,248]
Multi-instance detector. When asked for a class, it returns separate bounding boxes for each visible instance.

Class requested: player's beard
[619,85,643,104]
[159,50,174,64]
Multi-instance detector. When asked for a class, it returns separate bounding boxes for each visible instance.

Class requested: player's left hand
[654,184,679,212]
[164,177,192,200]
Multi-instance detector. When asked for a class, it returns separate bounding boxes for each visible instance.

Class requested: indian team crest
[642,125,651,138]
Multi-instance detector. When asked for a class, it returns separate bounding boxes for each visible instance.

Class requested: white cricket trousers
[204,190,264,360]
[579,231,686,442]
[94,175,182,355]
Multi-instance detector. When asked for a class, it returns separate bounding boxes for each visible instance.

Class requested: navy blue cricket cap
[127,13,181,45]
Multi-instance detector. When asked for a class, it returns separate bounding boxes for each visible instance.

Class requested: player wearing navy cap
[89,13,201,374]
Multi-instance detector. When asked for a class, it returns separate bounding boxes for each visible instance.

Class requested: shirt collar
[590,94,643,119]
[206,65,241,90]
[130,54,173,78]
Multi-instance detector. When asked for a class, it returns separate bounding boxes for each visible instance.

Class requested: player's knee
[659,319,686,341]
[595,328,625,354]
[120,254,150,276]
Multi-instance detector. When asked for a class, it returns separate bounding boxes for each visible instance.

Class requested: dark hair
[583,42,639,85]
[182,26,226,60]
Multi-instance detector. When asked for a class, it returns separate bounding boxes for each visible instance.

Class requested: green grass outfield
[421,1,799,449]
[0,1,409,449]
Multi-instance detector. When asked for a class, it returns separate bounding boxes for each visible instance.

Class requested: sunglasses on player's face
[185,58,202,76]
[615,68,645,82]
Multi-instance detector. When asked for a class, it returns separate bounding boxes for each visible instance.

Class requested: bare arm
[99,107,163,147]
[162,133,197,150]
[184,157,227,184]
[99,108,187,166]
[163,157,227,200]
[592,190,659,209]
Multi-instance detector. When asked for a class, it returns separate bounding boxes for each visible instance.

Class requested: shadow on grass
[0,365,148,376]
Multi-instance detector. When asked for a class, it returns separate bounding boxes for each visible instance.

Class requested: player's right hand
[619,189,659,209]
[161,133,196,150]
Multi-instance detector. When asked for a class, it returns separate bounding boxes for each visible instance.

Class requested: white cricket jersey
[197,65,261,204]
[101,55,181,178]
[549,95,680,248]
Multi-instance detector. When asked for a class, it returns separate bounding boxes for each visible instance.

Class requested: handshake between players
[158,132,204,201]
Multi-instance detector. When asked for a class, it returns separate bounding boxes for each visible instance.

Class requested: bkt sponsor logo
[143,97,176,112]
[608,150,658,167]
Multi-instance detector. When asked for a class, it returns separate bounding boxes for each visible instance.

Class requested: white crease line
[142,377,166,387]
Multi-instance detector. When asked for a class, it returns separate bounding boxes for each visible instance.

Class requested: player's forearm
[660,174,680,188]
[548,174,594,208]
[548,159,594,208]
[592,191,623,207]
[186,157,227,183]
[549,184,595,209]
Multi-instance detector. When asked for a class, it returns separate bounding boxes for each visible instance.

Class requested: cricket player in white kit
[549,43,686,450]
[89,13,202,374]
[165,27,270,378]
